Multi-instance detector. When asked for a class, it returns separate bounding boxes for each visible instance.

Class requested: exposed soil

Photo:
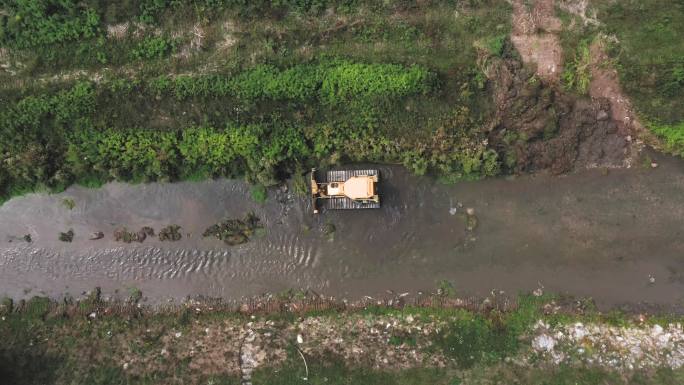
[510,0,563,83]
[488,56,629,173]
[588,37,660,151]
[556,0,599,26]
[500,0,635,172]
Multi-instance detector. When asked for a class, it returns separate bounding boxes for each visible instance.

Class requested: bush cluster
[0,0,100,48]
[0,56,496,203]
[129,36,176,60]
[0,82,96,195]
[650,121,684,157]
[153,60,435,104]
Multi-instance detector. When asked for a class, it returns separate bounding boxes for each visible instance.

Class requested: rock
[532,333,556,352]
[650,162,659,168]
[89,231,104,240]
[597,110,610,121]
[297,334,303,344]
[466,207,475,216]
[533,288,544,297]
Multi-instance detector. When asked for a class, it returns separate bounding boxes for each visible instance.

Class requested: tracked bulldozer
[310,168,380,213]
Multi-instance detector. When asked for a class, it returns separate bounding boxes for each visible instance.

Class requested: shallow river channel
[1,150,683,310]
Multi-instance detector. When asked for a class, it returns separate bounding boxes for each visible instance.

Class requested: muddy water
[1,150,684,309]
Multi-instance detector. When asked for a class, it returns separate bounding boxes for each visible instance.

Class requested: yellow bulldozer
[310,168,380,213]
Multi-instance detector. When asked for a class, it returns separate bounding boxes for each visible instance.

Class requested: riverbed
[1,150,683,310]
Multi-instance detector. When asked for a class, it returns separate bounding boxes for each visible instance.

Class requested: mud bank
[1,150,683,309]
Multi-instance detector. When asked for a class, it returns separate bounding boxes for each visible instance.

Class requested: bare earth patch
[510,0,563,83]
[106,23,129,40]
[588,37,658,151]
[556,0,600,26]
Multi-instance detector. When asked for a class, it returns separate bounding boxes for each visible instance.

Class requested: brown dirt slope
[496,0,635,173]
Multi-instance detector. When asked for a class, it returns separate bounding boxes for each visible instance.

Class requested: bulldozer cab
[311,168,380,213]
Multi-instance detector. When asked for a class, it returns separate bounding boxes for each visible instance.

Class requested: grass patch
[649,121,684,156]
[251,184,268,203]
[562,39,592,95]
[1,293,684,384]
[594,0,684,124]
[0,0,513,204]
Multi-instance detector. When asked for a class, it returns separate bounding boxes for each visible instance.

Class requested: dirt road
[1,149,683,310]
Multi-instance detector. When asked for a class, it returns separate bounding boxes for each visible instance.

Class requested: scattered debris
[61,198,76,210]
[322,222,336,236]
[203,213,262,246]
[159,225,182,242]
[114,226,154,243]
[531,320,684,369]
[58,229,74,243]
[465,208,478,231]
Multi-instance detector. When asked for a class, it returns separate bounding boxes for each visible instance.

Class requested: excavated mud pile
[487,57,630,174]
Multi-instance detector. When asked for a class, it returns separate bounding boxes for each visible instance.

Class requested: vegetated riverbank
[2,289,684,385]
[0,0,509,204]
[3,0,670,205]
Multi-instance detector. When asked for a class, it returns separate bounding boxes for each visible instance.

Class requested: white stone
[532,334,556,352]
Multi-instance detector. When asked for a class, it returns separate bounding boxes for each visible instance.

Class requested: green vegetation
[0,0,512,203]
[203,212,263,245]
[61,198,75,210]
[1,293,683,384]
[129,36,175,61]
[58,229,74,242]
[250,184,268,203]
[649,122,684,157]
[0,1,100,49]
[562,39,592,95]
[593,0,684,153]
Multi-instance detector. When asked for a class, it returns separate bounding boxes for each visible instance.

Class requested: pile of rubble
[292,314,449,369]
[531,320,684,369]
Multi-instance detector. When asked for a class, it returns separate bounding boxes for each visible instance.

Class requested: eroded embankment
[493,0,637,174]
[1,150,684,310]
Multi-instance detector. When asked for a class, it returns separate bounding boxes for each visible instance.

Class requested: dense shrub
[0,82,96,193]
[67,128,180,182]
[0,57,496,203]
[129,36,175,60]
[0,0,100,48]
[162,61,435,104]
[320,62,434,104]
[650,122,684,157]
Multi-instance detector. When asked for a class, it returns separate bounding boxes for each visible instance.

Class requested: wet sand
[1,150,683,310]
